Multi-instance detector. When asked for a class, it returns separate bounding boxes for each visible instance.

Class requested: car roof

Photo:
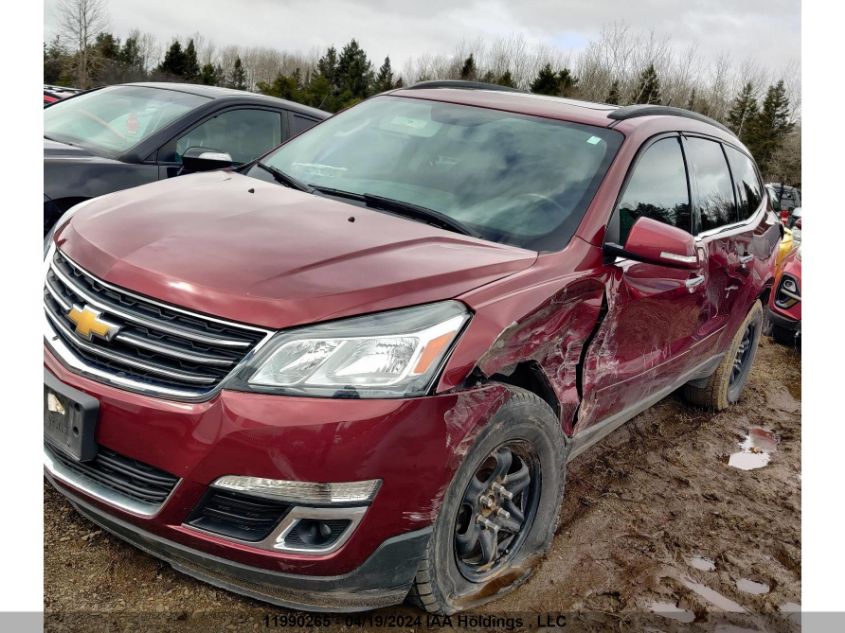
[119,82,328,118]
[392,86,620,128]
[390,83,739,146]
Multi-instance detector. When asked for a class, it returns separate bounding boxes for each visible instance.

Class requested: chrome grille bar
[113,331,235,368]
[43,247,272,399]
[50,260,252,350]
[44,305,218,386]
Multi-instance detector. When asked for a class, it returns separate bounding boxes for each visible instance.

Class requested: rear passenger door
[683,136,748,340]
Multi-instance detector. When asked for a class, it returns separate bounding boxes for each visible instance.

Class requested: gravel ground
[45,337,801,632]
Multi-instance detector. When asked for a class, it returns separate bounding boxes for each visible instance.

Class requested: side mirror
[604,216,699,269]
[180,147,234,174]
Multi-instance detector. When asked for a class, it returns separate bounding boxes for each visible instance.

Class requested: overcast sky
[44,0,800,75]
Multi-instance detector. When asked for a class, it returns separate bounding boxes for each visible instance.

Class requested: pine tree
[199,63,222,86]
[119,36,143,71]
[158,40,186,77]
[496,70,515,88]
[183,39,200,82]
[746,80,794,173]
[460,54,477,81]
[94,33,120,60]
[374,56,395,92]
[727,82,759,140]
[336,39,373,101]
[631,63,661,104]
[605,80,621,105]
[44,36,69,84]
[257,72,300,101]
[530,63,560,95]
[558,68,578,97]
[229,56,247,90]
[317,46,339,89]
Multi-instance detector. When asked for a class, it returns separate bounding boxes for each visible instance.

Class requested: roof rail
[406,80,526,93]
[608,104,735,137]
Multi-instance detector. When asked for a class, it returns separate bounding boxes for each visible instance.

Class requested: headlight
[230,301,470,398]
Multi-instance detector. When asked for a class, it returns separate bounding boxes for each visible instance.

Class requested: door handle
[685,275,706,289]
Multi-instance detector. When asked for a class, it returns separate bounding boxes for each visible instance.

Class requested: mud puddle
[728,427,779,470]
[688,554,716,572]
[647,600,695,623]
[736,578,770,595]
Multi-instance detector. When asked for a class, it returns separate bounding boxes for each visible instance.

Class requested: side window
[685,137,737,232]
[725,146,763,221]
[616,136,691,245]
[159,109,282,164]
[291,114,320,137]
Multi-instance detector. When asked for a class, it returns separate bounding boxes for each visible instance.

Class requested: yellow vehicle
[776,227,798,275]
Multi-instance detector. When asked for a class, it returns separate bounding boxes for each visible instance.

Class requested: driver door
[576,135,714,433]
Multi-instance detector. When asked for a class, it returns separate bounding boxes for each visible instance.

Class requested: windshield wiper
[362,193,478,237]
[310,185,366,202]
[255,162,314,193]
[309,185,478,238]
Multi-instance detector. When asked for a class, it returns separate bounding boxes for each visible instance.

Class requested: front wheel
[683,300,763,410]
[406,387,567,614]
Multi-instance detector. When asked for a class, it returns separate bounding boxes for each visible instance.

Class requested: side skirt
[566,354,724,462]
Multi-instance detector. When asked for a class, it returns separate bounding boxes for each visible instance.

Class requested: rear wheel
[683,300,763,410]
[407,387,566,614]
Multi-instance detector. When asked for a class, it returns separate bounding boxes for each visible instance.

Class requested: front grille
[188,489,291,542]
[46,442,179,505]
[43,250,268,398]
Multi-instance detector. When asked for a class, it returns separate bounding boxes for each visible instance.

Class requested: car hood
[44,138,100,160]
[56,171,537,330]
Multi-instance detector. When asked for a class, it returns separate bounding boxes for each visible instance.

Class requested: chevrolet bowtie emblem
[67,304,121,341]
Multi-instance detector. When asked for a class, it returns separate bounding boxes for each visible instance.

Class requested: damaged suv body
[44,82,779,613]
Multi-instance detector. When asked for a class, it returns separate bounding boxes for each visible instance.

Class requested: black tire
[683,300,763,411]
[406,387,567,614]
[771,323,796,346]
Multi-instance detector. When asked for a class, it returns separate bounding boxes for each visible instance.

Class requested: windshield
[44,85,208,157]
[255,96,623,250]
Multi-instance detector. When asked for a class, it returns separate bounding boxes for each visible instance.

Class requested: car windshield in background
[44,85,209,157]
[256,96,623,251]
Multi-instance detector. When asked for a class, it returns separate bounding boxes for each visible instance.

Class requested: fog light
[274,506,368,553]
[284,518,351,548]
[213,475,380,505]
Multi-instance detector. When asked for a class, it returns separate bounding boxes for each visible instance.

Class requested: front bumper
[44,347,509,608]
[47,480,431,612]
[767,306,801,336]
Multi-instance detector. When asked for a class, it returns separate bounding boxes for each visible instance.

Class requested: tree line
[45,2,800,183]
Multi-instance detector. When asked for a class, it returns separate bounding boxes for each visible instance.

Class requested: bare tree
[56,0,109,88]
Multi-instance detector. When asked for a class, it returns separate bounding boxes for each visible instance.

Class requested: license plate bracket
[44,370,99,462]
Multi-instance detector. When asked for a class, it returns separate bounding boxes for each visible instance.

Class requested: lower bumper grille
[188,489,291,542]
[45,443,179,507]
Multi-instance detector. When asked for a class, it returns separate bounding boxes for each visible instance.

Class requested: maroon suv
[44,81,779,613]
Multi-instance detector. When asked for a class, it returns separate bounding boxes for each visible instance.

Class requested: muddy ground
[45,337,801,632]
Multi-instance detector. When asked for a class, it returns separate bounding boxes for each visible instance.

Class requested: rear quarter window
[291,114,320,137]
[725,146,763,221]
